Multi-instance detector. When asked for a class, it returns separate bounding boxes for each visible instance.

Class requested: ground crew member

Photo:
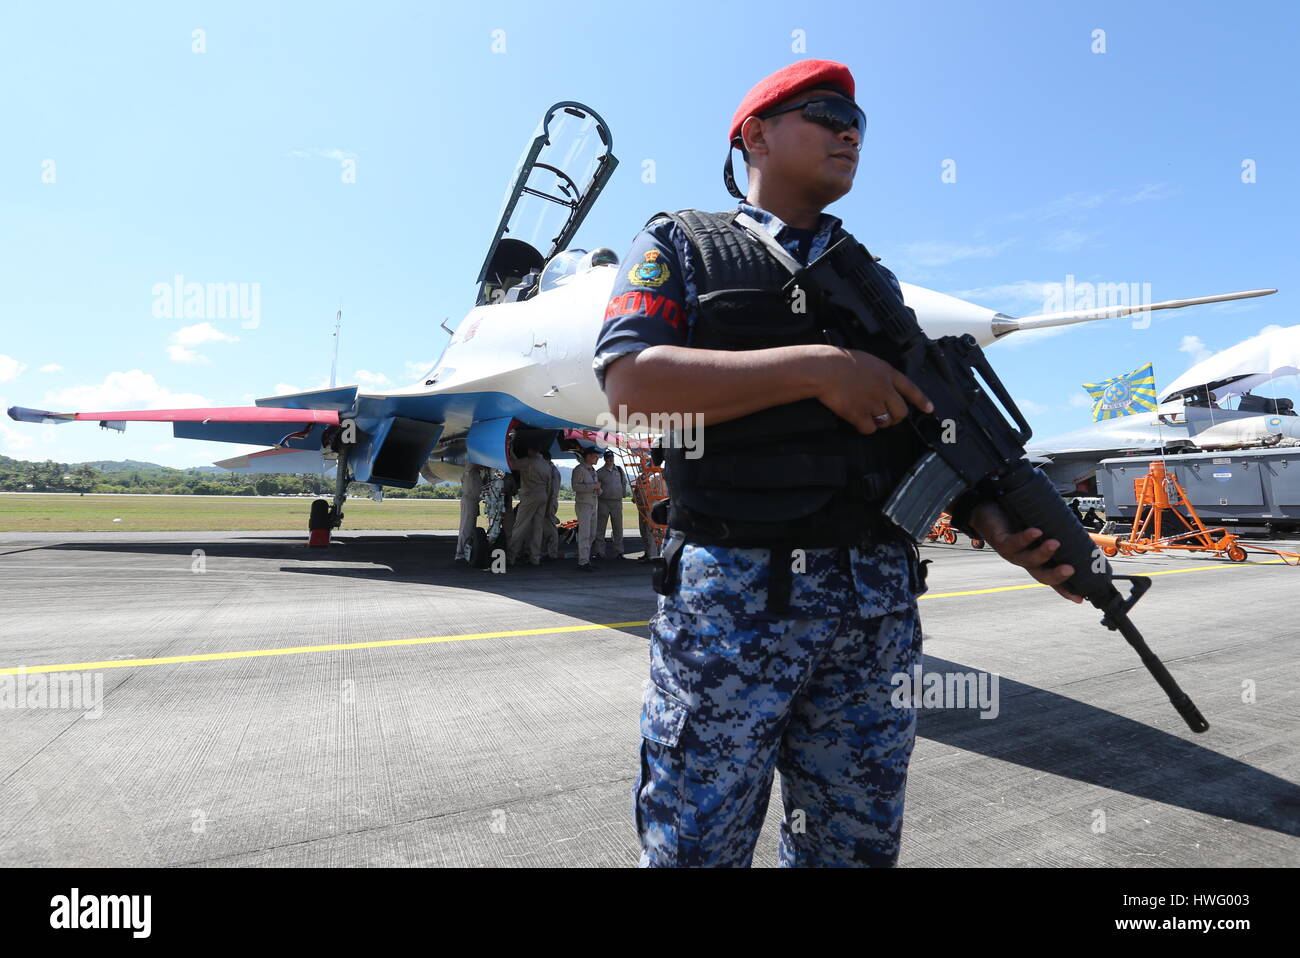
[593,449,629,559]
[571,447,602,571]
[540,449,561,561]
[506,448,551,566]
[454,462,489,564]
[595,59,1084,867]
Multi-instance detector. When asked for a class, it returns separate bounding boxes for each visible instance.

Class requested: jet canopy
[1160,324,1300,405]
[475,101,618,306]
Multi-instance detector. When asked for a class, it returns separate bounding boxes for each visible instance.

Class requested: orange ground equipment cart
[1090,460,1300,564]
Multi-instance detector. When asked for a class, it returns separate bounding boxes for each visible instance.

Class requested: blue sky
[1,0,1294,468]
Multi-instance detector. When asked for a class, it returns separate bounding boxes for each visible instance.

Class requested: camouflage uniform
[598,200,921,867]
[633,537,924,867]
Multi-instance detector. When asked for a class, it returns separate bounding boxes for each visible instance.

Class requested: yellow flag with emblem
[1081,362,1158,421]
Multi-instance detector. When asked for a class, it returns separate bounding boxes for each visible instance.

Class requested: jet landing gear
[470,468,514,567]
[309,422,354,547]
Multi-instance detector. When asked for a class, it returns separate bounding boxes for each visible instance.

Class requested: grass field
[0,493,643,533]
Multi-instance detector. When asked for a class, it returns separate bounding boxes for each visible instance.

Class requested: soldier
[506,447,551,567]
[571,447,602,571]
[593,449,629,559]
[454,462,489,565]
[540,449,561,561]
[595,59,1083,867]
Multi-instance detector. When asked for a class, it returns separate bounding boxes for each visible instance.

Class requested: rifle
[790,237,1209,733]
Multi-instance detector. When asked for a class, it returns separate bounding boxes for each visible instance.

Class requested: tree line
[0,455,463,499]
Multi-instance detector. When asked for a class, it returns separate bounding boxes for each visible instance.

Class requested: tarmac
[0,528,1295,868]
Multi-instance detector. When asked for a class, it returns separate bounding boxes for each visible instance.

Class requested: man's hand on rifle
[970,501,1085,604]
[813,346,934,434]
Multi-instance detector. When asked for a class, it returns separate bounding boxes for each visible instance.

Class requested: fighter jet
[7,100,1277,540]
[1029,325,1300,495]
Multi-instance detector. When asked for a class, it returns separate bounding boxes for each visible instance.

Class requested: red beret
[729,59,856,143]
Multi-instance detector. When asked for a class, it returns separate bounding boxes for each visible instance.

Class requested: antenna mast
[329,309,342,388]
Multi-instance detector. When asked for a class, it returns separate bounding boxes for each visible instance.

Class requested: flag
[1082,362,1158,421]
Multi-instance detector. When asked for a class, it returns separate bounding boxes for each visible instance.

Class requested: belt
[653,530,902,614]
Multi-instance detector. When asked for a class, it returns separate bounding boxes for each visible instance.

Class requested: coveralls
[507,453,551,565]
[456,463,488,561]
[541,460,561,559]
[571,461,601,564]
[594,461,628,557]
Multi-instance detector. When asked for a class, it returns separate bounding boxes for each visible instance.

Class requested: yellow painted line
[921,556,1287,599]
[2,558,1285,675]
[0,621,652,675]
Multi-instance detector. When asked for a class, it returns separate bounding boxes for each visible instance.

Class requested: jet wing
[9,384,355,452]
[7,399,346,474]
[7,404,340,430]
[214,447,337,475]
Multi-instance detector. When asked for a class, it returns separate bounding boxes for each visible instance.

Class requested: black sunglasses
[758,97,866,138]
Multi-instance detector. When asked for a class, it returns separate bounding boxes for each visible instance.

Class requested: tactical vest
[651,208,924,548]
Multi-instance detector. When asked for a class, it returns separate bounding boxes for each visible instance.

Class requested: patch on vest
[628,249,670,287]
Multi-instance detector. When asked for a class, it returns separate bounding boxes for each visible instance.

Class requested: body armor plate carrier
[650,208,925,549]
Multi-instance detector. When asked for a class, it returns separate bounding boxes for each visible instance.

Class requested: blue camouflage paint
[633,538,925,867]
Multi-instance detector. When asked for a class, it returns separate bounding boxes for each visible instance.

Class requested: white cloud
[1006,191,1111,222]
[1209,300,1263,315]
[1119,183,1176,204]
[286,147,355,161]
[38,363,63,373]
[0,418,36,452]
[1068,393,1095,409]
[1017,398,1049,416]
[152,443,175,452]
[174,322,238,347]
[43,370,211,412]
[948,280,1060,313]
[1005,184,1171,223]
[270,380,332,397]
[1044,228,1097,253]
[898,240,1011,268]
[1179,335,1213,364]
[404,359,436,380]
[168,323,238,363]
[354,369,391,388]
[0,354,26,384]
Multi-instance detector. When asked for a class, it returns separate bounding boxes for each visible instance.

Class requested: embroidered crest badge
[628,249,670,287]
